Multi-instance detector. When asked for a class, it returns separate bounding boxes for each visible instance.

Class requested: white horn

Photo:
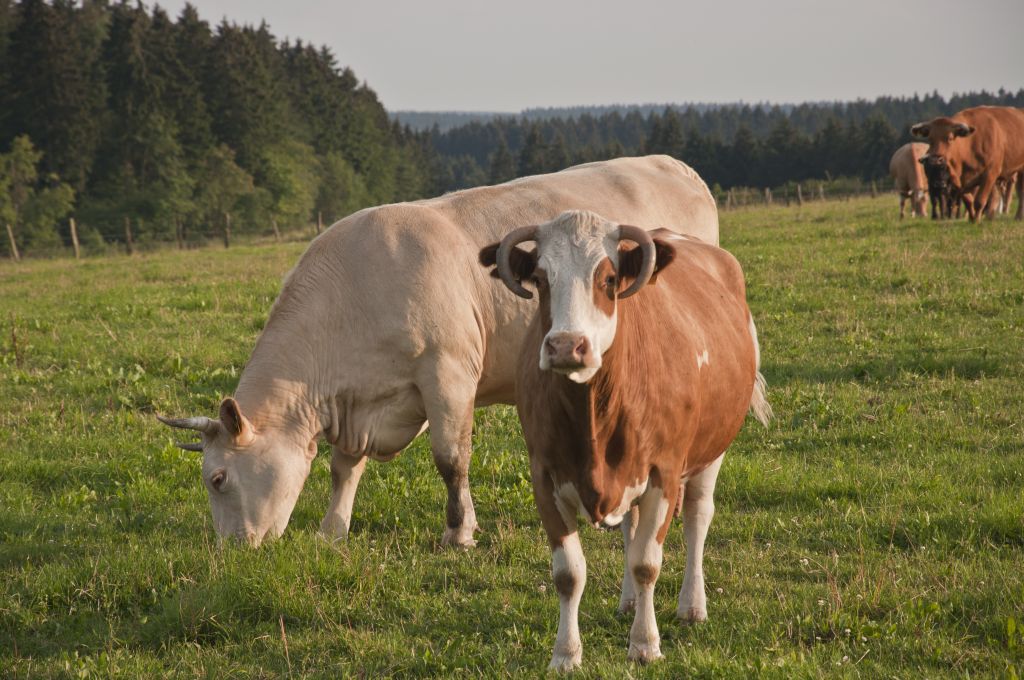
[157,414,217,434]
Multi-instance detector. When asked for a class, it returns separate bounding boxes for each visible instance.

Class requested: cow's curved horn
[496,225,539,299]
[175,441,204,452]
[157,414,218,434]
[617,225,656,299]
[910,122,929,138]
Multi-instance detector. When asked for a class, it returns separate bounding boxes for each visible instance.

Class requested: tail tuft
[750,371,773,426]
[747,313,772,427]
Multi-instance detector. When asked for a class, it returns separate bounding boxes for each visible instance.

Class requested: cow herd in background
[890,105,1024,221]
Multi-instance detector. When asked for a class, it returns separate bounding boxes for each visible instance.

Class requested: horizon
[389,89,1024,115]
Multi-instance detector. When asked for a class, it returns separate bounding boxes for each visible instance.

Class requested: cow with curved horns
[158,156,719,548]
[911,106,1024,221]
[479,210,770,670]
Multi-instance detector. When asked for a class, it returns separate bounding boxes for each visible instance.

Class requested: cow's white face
[160,398,315,547]
[481,210,676,384]
[534,214,623,382]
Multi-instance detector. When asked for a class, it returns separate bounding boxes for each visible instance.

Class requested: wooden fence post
[796,184,804,207]
[870,181,877,198]
[819,183,825,201]
[764,187,772,205]
[223,212,231,249]
[272,218,281,242]
[124,217,134,255]
[69,217,81,259]
[5,223,19,262]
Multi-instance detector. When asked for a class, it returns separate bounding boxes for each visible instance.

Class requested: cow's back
[419,155,719,246]
[956,107,1024,175]
[621,236,756,473]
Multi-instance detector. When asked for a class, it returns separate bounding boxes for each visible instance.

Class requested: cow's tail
[747,313,773,427]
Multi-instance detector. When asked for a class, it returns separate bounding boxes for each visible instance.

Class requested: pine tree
[6,0,106,191]
[517,125,547,177]
[488,138,516,184]
[546,133,570,172]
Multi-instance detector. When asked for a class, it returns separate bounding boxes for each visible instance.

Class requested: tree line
[0,0,440,255]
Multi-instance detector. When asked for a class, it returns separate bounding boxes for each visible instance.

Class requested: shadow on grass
[769,351,1002,386]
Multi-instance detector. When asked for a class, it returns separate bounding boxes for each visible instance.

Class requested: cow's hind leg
[677,454,724,624]
[627,484,674,663]
[320,448,367,541]
[419,364,479,547]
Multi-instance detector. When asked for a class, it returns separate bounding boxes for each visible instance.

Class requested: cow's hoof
[548,648,582,672]
[627,641,663,664]
[617,597,635,615]
[318,518,349,542]
[677,606,707,624]
[441,526,477,548]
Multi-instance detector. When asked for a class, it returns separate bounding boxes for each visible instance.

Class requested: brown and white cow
[479,210,771,670]
[911,106,1024,221]
[889,142,928,218]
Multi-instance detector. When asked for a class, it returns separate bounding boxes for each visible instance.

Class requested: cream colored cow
[889,142,928,218]
[158,156,719,548]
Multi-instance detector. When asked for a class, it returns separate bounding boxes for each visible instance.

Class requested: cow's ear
[953,124,975,138]
[910,123,930,138]
[219,397,255,445]
[918,156,927,165]
[619,238,676,287]
[478,242,537,281]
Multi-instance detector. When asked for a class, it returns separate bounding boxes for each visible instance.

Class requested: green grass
[2,197,1022,678]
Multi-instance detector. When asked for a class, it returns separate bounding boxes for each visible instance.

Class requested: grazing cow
[479,210,770,670]
[911,106,1024,221]
[889,142,928,218]
[158,156,719,548]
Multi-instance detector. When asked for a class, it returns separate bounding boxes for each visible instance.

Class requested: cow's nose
[545,332,591,368]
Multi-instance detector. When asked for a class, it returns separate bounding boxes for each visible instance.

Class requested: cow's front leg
[531,464,585,672]
[627,484,674,663]
[678,454,723,623]
[618,505,638,614]
[319,447,367,540]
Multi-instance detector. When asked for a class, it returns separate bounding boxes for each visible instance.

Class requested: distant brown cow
[911,106,1024,221]
[889,142,928,218]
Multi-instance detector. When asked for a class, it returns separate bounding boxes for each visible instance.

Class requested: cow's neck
[544,307,643,507]
[234,324,322,447]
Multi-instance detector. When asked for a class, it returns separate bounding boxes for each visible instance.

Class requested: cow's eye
[605,275,617,289]
[210,470,226,491]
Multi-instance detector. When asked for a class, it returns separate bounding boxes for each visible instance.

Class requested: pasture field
[1,196,1022,678]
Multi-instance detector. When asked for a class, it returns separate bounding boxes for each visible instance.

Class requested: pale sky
[159,0,1023,112]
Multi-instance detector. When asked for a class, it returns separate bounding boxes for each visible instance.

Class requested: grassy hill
[2,196,1022,677]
